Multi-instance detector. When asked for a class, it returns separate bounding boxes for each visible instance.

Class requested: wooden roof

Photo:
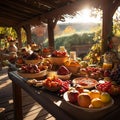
[0,0,102,27]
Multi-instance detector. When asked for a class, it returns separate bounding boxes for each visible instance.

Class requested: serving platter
[72,77,98,89]
[63,91,114,112]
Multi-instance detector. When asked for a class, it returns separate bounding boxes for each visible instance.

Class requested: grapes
[110,65,120,85]
[59,80,71,94]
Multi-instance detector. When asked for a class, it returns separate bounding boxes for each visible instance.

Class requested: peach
[77,93,91,108]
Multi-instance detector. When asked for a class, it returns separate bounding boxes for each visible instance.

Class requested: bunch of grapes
[110,65,120,85]
[59,80,71,95]
[96,81,112,92]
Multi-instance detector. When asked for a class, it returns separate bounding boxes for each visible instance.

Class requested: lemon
[100,92,111,103]
[91,98,104,108]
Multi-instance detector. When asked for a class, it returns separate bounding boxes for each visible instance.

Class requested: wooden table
[8,71,120,120]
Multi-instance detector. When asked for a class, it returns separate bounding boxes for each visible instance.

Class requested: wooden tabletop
[8,71,120,120]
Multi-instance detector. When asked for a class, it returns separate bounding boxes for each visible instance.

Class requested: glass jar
[69,51,77,60]
[103,62,113,70]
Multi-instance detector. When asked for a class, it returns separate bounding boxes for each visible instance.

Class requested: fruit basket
[63,91,114,112]
[17,69,47,78]
[64,60,81,74]
[67,66,80,74]
[43,77,62,92]
[49,57,68,65]
[56,65,71,80]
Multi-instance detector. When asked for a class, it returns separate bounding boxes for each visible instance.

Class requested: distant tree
[0,27,17,39]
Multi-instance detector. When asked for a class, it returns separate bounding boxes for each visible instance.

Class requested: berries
[96,81,112,92]
[59,80,70,94]
[52,50,67,57]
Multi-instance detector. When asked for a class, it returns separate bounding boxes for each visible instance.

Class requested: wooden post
[12,82,23,120]
[47,18,58,50]
[23,24,32,45]
[14,27,22,48]
[102,0,113,53]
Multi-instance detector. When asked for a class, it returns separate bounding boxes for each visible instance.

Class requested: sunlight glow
[58,8,101,24]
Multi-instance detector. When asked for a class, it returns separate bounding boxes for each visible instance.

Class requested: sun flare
[58,8,101,24]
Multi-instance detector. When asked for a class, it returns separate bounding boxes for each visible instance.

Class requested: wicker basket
[17,69,47,78]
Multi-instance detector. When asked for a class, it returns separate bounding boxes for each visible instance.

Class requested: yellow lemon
[91,98,104,108]
[89,89,101,99]
[100,92,111,103]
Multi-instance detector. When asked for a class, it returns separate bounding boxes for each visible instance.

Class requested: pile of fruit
[51,50,68,57]
[80,66,104,79]
[67,87,112,109]
[57,65,70,75]
[19,64,46,73]
[96,81,120,95]
[25,52,43,60]
[43,77,70,94]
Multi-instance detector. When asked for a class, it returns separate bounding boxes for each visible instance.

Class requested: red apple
[67,89,79,103]
[57,65,70,75]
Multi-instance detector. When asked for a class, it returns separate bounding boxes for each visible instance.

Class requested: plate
[72,77,98,89]
[63,91,114,112]
[17,69,47,78]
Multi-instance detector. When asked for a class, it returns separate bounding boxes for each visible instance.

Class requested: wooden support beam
[111,0,120,16]
[12,82,23,120]
[47,18,58,49]
[14,27,22,48]
[102,0,113,53]
[0,0,41,14]
[23,24,32,45]
[19,0,94,26]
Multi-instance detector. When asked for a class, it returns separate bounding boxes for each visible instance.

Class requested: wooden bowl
[17,69,47,78]
[44,85,61,92]
[57,73,72,80]
[49,57,68,65]
[66,66,80,74]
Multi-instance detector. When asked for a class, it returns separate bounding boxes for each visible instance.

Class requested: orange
[89,89,101,99]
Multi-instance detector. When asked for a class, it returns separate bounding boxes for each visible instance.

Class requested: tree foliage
[0,27,17,38]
